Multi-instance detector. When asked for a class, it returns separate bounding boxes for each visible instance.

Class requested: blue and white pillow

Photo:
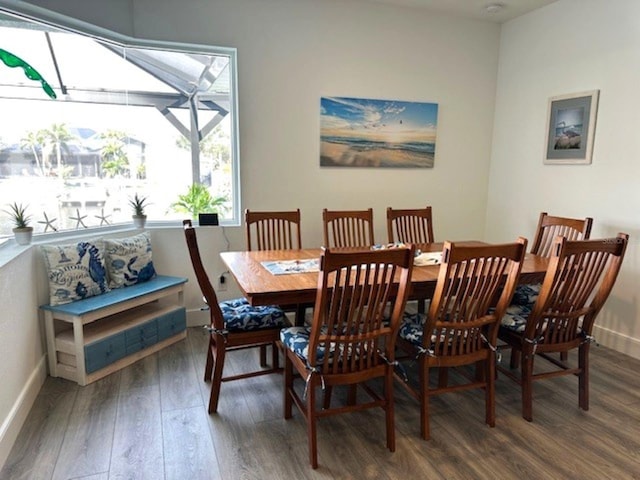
[42,240,110,306]
[104,232,156,288]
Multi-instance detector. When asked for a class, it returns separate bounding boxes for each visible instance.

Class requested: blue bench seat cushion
[220,298,287,331]
[104,232,157,288]
[42,240,110,306]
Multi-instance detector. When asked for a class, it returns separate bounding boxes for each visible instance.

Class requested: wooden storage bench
[41,275,188,386]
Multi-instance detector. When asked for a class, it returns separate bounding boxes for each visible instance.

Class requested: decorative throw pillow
[104,232,156,288]
[42,240,110,306]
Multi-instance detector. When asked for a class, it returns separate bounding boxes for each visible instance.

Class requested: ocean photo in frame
[544,90,599,165]
[320,96,438,168]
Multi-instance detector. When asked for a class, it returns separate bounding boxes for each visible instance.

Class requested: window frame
[0,2,242,232]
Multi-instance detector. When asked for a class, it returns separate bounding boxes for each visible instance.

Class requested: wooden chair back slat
[426,239,528,357]
[309,246,415,375]
[245,209,302,251]
[527,233,628,345]
[322,208,375,248]
[182,219,224,330]
[387,207,435,244]
[531,212,593,257]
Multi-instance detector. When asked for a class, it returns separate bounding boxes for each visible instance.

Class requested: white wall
[0,0,503,467]
[487,0,640,357]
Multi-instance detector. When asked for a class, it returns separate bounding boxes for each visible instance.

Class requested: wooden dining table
[220,242,549,308]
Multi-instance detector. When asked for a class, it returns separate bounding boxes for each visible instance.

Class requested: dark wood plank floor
[3,325,640,479]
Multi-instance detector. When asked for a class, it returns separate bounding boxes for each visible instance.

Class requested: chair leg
[208,342,226,414]
[284,351,293,419]
[272,341,280,370]
[521,351,534,422]
[385,365,396,452]
[347,385,357,406]
[322,386,333,410]
[204,336,215,382]
[560,350,568,362]
[417,298,426,315]
[295,304,307,326]
[259,345,267,367]
[578,343,590,411]
[307,377,319,469]
[486,353,496,428]
[510,348,521,369]
[437,367,449,388]
[420,361,431,440]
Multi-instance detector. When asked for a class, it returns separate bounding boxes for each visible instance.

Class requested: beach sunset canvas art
[320,96,438,168]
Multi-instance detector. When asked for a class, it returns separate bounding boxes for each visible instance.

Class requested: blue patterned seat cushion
[500,303,534,333]
[399,312,427,347]
[280,326,326,365]
[220,298,287,331]
[512,283,541,307]
[280,325,366,367]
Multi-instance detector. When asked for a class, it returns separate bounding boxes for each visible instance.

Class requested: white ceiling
[359,0,559,23]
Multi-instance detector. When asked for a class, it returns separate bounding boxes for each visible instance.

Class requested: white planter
[13,227,33,245]
[132,215,147,229]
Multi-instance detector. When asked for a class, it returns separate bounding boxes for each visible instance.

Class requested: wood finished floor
[3,325,640,479]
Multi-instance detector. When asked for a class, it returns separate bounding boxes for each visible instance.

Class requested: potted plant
[129,193,148,228]
[5,202,33,245]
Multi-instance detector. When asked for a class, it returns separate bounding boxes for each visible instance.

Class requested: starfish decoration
[69,209,88,229]
[37,212,58,232]
[95,208,111,226]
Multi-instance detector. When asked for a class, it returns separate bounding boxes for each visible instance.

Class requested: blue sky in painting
[321,96,438,143]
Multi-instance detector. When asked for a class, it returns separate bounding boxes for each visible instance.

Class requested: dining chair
[245,208,309,326]
[245,209,302,251]
[512,212,593,362]
[386,206,435,244]
[183,219,290,413]
[279,245,415,468]
[499,233,628,421]
[386,206,435,314]
[394,238,528,440]
[322,208,375,248]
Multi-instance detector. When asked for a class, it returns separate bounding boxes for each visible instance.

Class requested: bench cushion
[42,240,110,306]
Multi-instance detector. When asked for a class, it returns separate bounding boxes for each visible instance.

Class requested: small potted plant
[5,202,33,245]
[129,193,148,228]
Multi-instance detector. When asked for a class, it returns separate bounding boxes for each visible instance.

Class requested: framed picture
[544,90,599,165]
[320,96,438,168]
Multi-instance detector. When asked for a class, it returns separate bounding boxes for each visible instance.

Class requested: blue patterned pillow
[104,232,156,288]
[42,240,110,306]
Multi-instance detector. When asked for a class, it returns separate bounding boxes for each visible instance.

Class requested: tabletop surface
[220,242,548,306]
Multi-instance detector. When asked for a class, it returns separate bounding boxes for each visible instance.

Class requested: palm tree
[99,130,130,178]
[41,123,75,177]
[20,130,46,175]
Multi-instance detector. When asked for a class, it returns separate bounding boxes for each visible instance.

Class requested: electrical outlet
[218,274,227,291]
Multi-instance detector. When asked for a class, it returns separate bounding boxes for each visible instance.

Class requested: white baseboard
[593,325,640,360]
[0,355,47,471]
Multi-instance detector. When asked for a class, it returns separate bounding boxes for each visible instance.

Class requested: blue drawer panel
[85,332,126,373]
[157,308,187,341]
[125,319,158,354]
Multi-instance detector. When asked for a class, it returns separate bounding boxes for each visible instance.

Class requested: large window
[0,10,239,238]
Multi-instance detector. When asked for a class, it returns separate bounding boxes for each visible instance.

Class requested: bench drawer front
[157,307,187,341]
[85,333,126,373]
[125,319,159,354]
